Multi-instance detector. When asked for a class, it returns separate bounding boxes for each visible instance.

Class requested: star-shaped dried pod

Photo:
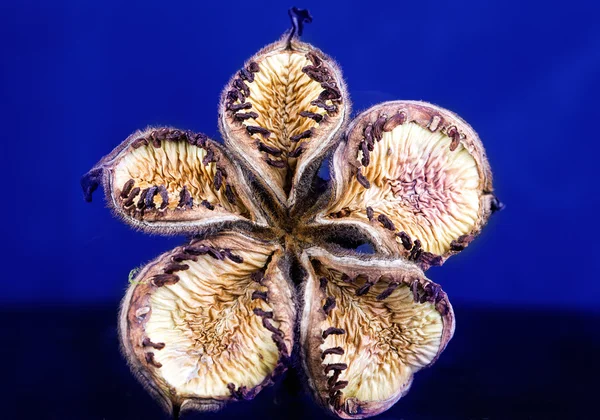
[81,8,500,419]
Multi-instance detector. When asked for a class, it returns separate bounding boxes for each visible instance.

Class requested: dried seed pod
[316,101,498,267]
[219,33,350,210]
[81,9,501,420]
[120,232,295,416]
[80,127,268,234]
[300,248,454,419]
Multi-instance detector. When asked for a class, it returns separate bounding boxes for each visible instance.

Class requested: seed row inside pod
[319,278,349,410]
[225,50,342,171]
[116,128,241,219]
[364,202,443,270]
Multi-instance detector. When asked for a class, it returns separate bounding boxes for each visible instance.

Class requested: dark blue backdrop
[2,1,599,419]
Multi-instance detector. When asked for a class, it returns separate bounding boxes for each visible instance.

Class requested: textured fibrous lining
[113,141,247,216]
[317,267,443,403]
[329,123,480,255]
[144,247,279,398]
[243,53,328,165]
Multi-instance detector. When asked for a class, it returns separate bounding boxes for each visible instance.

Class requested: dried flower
[81,8,500,419]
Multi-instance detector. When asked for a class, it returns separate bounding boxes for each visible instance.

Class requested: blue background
[2,0,599,419]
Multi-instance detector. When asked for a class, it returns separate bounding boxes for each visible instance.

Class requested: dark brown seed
[155,129,169,141]
[364,123,374,145]
[123,187,140,207]
[247,62,259,73]
[222,249,243,263]
[193,133,208,147]
[152,137,161,148]
[171,252,196,262]
[378,214,396,231]
[331,381,349,391]
[137,188,149,210]
[360,141,370,166]
[152,274,180,287]
[447,126,461,151]
[234,111,259,121]
[271,333,288,356]
[302,66,328,83]
[355,282,373,296]
[157,185,169,210]
[233,78,250,97]
[246,125,271,138]
[397,231,413,250]
[253,308,273,318]
[322,296,336,314]
[340,273,352,283]
[142,338,166,350]
[410,239,422,261]
[214,168,223,190]
[225,184,236,204]
[145,352,162,368]
[383,112,407,132]
[258,142,282,156]
[425,283,442,303]
[164,263,189,274]
[319,82,341,101]
[252,290,269,302]
[376,283,399,301]
[328,370,341,388]
[201,200,214,210]
[202,148,215,166]
[132,137,148,149]
[450,240,466,251]
[227,90,241,103]
[165,129,182,141]
[322,327,345,338]
[306,52,322,67]
[228,102,253,112]
[266,158,287,168]
[366,136,374,151]
[324,363,348,373]
[239,68,254,83]
[120,179,135,198]
[290,129,312,142]
[373,115,387,141]
[311,100,337,113]
[262,318,284,336]
[299,110,324,123]
[366,206,374,221]
[183,245,210,255]
[411,280,420,302]
[288,144,305,158]
[251,271,265,283]
[450,137,460,151]
[207,248,224,260]
[321,347,344,359]
[418,252,443,269]
[144,186,158,208]
[178,186,193,208]
[356,170,370,189]
[319,277,328,290]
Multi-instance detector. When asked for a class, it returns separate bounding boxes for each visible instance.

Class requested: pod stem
[287,7,313,47]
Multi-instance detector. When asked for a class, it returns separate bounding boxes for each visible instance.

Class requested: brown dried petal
[320,101,497,266]
[81,127,268,234]
[300,248,454,419]
[219,35,349,209]
[120,232,295,415]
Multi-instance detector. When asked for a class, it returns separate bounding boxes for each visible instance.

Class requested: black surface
[3,303,598,420]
